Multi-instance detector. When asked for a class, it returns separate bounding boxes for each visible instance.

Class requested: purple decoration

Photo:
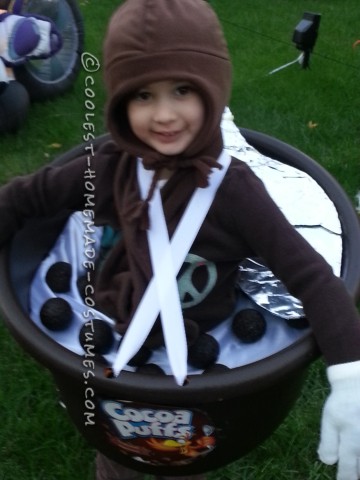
[12,17,40,56]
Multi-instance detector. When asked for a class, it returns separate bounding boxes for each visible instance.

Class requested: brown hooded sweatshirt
[0,0,359,364]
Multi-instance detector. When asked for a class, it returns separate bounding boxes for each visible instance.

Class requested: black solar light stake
[292,12,321,68]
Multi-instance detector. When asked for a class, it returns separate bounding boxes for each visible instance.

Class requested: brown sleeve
[0,141,123,247]
[227,161,360,365]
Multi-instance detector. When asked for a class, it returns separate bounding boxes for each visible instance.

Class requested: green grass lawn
[0,0,359,479]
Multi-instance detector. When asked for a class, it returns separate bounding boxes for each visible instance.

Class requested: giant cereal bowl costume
[1,122,360,475]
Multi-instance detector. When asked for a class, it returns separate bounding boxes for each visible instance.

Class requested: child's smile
[127,80,205,156]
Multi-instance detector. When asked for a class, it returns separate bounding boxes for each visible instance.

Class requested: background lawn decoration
[0,0,84,133]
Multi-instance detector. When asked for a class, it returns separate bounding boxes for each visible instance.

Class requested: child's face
[127,80,204,156]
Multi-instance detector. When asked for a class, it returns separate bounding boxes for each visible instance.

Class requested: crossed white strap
[112,150,231,385]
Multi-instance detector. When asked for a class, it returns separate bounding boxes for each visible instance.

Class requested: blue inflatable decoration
[0,0,84,133]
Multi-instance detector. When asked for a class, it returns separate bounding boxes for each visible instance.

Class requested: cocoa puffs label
[100,399,216,465]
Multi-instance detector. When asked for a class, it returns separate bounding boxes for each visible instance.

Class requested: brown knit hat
[103,0,232,172]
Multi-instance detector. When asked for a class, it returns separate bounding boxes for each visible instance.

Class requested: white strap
[112,151,231,384]
[146,185,187,385]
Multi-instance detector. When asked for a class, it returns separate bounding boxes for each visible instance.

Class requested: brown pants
[96,452,206,480]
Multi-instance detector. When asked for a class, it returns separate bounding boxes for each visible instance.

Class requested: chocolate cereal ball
[45,262,72,293]
[40,297,73,331]
[127,345,152,367]
[79,319,115,355]
[232,308,267,343]
[188,333,220,369]
[203,363,230,375]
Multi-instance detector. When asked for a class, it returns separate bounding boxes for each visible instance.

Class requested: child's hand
[318,360,360,480]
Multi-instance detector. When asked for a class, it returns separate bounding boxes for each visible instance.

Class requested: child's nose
[153,99,176,123]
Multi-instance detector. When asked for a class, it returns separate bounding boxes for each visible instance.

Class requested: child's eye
[175,85,192,96]
[133,90,151,101]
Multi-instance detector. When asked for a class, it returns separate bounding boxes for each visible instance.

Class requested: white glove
[318,360,360,480]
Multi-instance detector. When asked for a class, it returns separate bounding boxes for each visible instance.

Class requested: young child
[0,0,360,479]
